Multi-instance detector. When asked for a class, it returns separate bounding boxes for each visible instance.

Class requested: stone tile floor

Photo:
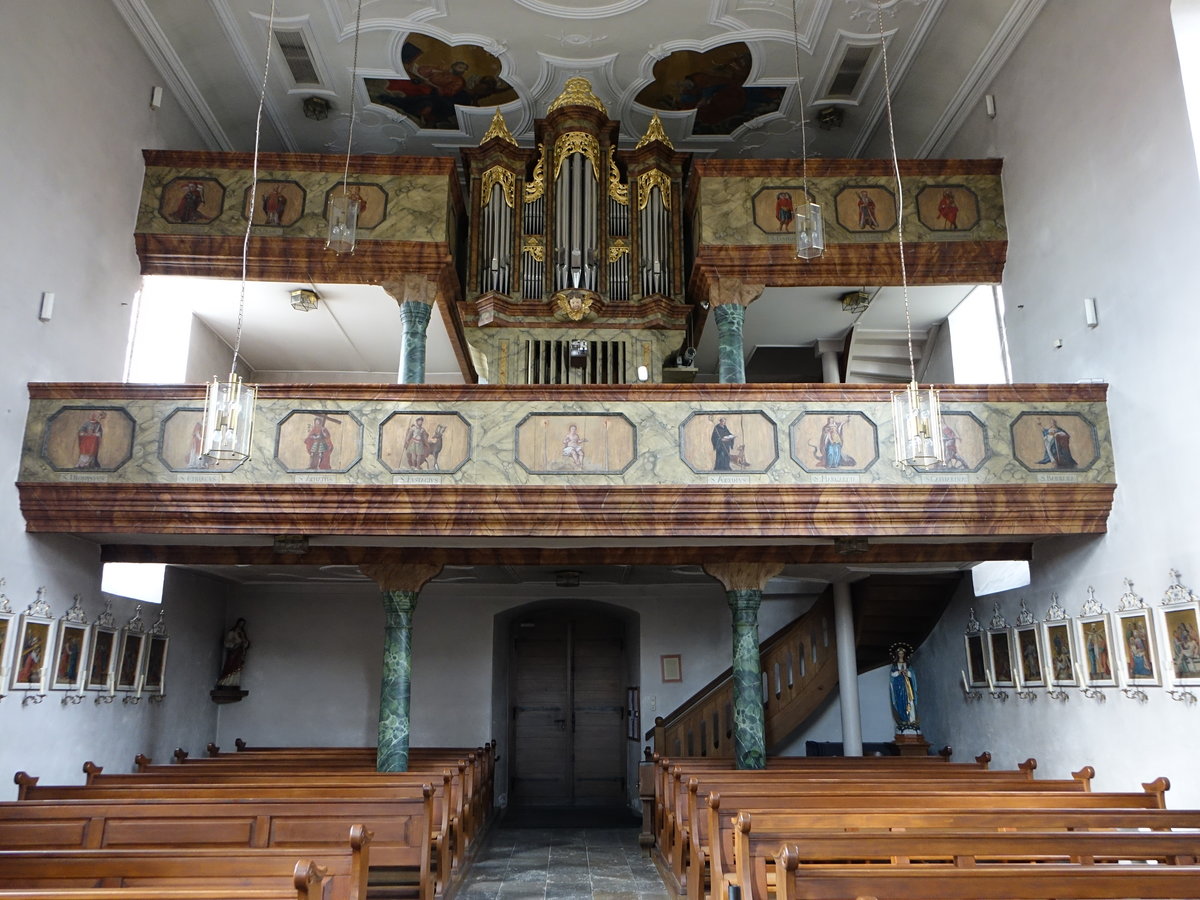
[451,826,671,899]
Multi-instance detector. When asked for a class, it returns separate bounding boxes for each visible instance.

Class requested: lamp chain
[234,0,278,373]
[791,0,810,202]
[876,2,916,385]
[340,0,364,197]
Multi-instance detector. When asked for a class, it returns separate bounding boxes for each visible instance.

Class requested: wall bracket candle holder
[1167,688,1197,705]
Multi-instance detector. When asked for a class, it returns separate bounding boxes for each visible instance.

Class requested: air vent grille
[524,339,628,385]
[274,29,321,85]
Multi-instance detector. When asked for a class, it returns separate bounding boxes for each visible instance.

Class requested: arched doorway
[506,605,632,810]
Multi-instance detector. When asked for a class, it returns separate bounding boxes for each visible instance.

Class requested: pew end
[12,773,37,802]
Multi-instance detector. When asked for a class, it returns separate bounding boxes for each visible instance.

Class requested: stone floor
[451,825,671,899]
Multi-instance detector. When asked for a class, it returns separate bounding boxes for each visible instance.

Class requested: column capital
[708,276,765,309]
[360,563,443,593]
[704,561,784,592]
[381,273,438,307]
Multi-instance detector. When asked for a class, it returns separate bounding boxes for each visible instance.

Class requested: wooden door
[510,611,626,808]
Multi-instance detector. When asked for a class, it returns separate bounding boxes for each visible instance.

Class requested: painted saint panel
[835,185,897,233]
[380,411,471,474]
[751,186,815,236]
[790,411,878,474]
[322,183,388,231]
[244,180,305,227]
[916,184,980,232]
[514,413,636,475]
[920,411,990,474]
[679,411,777,475]
[275,410,363,474]
[1011,411,1099,472]
[159,408,243,473]
[159,176,224,224]
[41,406,135,473]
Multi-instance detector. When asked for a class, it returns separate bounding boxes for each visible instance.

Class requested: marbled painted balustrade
[685,158,1007,291]
[18,383,1114,547]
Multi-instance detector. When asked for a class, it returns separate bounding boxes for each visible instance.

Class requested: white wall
[918,0,1200,805]
[216,579,894,808]
[0,0,218,797]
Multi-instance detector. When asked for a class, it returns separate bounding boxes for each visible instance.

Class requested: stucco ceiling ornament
[1115,577,1147,612]
[846,0,928,23]
[1161,569,1197,607]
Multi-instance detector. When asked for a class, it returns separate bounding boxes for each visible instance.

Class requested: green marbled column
[728,588,766,769]
[378,589,418,772]
[712,304,746,384]
[398,301,433,384]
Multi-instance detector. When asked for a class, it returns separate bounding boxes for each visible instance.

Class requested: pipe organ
[460,79,690,384]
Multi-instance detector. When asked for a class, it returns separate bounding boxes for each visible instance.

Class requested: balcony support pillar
[704,562,783,769]
[360,562,442,771]
[833,580,863,756]
[384,276,438,384]
[709,278,763,384]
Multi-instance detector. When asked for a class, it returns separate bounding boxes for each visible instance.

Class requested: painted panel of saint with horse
[379,411,470,474]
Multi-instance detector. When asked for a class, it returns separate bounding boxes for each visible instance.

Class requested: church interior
[2,0,1200,897]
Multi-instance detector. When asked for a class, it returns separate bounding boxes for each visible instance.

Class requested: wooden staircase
[651,573,962,758]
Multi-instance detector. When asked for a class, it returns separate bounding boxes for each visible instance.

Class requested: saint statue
[889,642,920,733]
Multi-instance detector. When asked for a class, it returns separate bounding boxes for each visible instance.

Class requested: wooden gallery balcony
[17,382,1113,567]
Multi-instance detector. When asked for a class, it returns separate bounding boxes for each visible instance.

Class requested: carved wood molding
[27,381,1108,403]
[19,483,1116,540]
[143,150,460,179]
[100,542,1035,567]
[459,294,689,330]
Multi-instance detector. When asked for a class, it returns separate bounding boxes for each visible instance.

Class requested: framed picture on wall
[50,596,91,692]
[987,628,1015,687]
[115,605,148,692]
[1113,608,1161,687]
[9,602,56,696]
[964,631,988,687]
[0,588,13,696]
[1074,614,1118,688]
[1158,598,1200,687]
[1041,620,1078,687]
[660,654,682,683]
[85,622,118,692]
[1012,623,1046,687]
[142,609,169,697]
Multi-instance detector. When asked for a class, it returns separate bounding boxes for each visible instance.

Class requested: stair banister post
[832,580,863,756]
[703,562,783,769]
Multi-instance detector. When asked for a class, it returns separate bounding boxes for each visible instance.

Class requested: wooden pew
[774,851,1200,900]
[0,827,369,900]
[671,774,1168,900]
[662,766,1105,895]
[0,794,434,900]
[725,811,1200,900]
[0,859,327,900]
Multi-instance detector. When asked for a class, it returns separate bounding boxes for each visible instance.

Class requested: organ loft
[459,78,692,385]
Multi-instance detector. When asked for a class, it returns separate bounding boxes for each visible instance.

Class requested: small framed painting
[143,609,169,697]
[10,590,56,693]
[1113,608,1161,687]
[964,631,987,686]
[0,591,14,696]
[85,623,118,692]
[660,654,682,683]
[1159,600,1200,687]
[116,629,146,691]
[1074,614,1118,687]
[987,628,1015,686]
[1041,620,1078,687]
[50,597,91,692]
[1013,623,1046,687]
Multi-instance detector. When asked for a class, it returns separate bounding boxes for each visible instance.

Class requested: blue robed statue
[889,642,920,733]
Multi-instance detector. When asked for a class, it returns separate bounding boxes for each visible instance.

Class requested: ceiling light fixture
[791,0,824,260]
[326,0,364,255]
[303,96,330,120]
[289,288,320,312]
[200,0,279,462]
[840,288,871,314]
[876,4,944,469]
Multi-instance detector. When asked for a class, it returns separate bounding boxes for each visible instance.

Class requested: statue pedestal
[894,732,930,757]
[210,686,248,704]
